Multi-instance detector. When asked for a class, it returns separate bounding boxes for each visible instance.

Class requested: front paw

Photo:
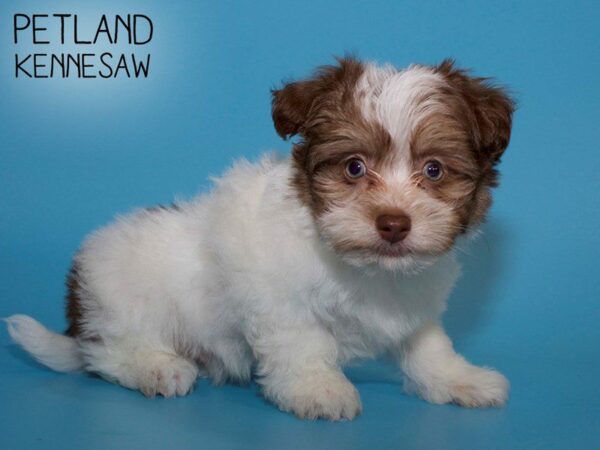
[267,371,362,421]
[406,366,509,408]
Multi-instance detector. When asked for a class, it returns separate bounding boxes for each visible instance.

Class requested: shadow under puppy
[7,57,514,420]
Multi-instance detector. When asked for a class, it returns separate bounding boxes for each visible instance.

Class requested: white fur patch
[5,315,83,372]
[357,63,448,157]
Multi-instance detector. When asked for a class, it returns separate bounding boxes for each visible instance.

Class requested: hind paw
[136,353,199,398]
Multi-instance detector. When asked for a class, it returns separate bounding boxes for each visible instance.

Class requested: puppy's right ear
[271,79,323,140]
[271,57,364,140]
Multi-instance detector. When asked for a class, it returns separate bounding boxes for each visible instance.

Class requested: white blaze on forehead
[356,63,448,159]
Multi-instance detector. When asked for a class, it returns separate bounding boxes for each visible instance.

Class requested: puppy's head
[272,57,514,273]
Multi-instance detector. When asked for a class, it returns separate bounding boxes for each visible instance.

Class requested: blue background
[1,0,599,448]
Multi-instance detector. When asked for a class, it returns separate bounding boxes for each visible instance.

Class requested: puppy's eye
[423,160,444,181]
[345,158,367,179]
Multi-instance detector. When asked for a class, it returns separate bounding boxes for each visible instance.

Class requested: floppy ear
[271,78,324,139]
[271,57,363,140]
[437,59,516,164]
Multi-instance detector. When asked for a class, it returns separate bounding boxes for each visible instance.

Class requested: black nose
[376,214,411,244]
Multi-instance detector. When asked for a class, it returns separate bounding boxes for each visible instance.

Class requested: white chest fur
[199,156,461,362]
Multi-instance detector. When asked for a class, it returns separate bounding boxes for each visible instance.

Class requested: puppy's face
[272,58,514,273]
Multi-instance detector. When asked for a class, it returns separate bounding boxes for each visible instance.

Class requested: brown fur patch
[272,57,364,140]
[65,262,82,337]
[400,60,515,230]
[436,60,514,162]
[433,59,515,227]
[272,57,399,215]
[145,202,181,213]
[410,110,479,230]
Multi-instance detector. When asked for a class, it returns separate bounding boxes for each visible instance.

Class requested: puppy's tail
[4,315,84,372]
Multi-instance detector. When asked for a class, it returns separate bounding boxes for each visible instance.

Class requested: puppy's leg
[254,325,361,421]
[81,339,199,398]
[396,321,508,407]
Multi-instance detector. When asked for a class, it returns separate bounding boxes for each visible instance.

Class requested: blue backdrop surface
[1,0,599,449]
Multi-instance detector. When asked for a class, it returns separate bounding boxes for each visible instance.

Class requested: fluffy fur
[7,58,514,420]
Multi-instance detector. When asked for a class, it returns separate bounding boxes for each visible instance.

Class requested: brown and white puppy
[7,57,514,420]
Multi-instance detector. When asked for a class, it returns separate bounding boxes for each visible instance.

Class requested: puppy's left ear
[437,60,516,164]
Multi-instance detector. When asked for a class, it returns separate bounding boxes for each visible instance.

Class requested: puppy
[7,57,514,420]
